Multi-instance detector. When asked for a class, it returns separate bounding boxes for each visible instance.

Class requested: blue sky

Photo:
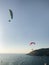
[0,0,49,53]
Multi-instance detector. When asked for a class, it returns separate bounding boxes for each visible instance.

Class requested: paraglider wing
[9,9,13,19]
[29,42,35,45]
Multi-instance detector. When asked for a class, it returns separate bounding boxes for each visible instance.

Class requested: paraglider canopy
[29,42,35,45]
[8,9,13,22]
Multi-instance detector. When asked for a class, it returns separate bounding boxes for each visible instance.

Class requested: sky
[0,0,49,53]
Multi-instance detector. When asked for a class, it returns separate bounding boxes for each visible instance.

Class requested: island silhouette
[27,48,49,56]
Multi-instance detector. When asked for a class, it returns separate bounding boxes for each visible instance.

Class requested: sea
[0,54,49,65]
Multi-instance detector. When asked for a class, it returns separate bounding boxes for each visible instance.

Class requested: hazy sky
[0,0,49,53]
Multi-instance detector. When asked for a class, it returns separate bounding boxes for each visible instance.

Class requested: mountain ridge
[27,48,49,56]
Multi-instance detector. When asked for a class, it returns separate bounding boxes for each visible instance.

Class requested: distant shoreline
[27,48,49,56]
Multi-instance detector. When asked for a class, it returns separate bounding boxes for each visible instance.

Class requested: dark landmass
[27,48,49,56]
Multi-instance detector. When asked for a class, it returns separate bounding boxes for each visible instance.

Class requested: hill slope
[27,48,49,56]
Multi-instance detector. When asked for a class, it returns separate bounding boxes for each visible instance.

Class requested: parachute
[9,9,13,22]
[29,42,35,45]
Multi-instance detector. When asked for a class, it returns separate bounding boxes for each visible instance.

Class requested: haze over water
[0,54,49,65]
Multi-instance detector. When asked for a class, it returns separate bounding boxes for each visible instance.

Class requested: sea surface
[0,54,49,65]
